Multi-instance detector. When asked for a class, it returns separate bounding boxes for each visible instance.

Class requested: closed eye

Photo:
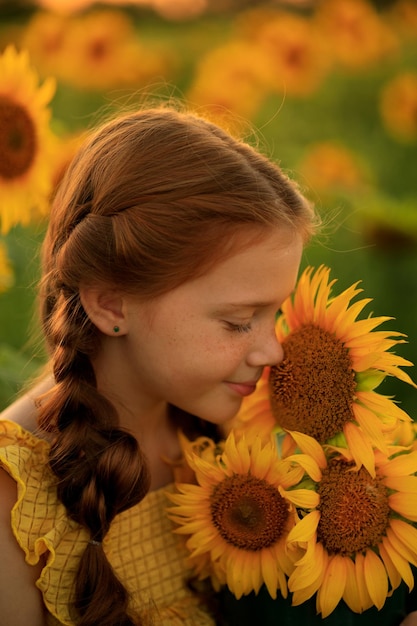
[225,321,252,333]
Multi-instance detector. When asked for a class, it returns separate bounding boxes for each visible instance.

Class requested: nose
[246,326,284,368]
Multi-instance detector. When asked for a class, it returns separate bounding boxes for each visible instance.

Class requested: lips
[225,381,258,397]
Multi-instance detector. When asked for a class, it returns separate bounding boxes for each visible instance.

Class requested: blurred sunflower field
[0,0,417,418]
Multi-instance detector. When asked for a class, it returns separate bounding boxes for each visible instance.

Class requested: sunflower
[254,12,331,97]
[286,432,417,617]
[0,45,56,234]
[379,72,417,143]
[57,10,166,91]
[187,41,271,122]
[166,430,319,600]
[315,0,399,70]
[297,141,370,196]
[266,265,416,476]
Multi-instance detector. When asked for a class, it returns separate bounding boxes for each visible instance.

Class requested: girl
[2,105,415,626]
[0,105,315,626]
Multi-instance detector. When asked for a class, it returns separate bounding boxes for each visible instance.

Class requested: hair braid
[38,286,150,626]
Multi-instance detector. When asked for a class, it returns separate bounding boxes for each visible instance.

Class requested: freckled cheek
[164,318,248,367]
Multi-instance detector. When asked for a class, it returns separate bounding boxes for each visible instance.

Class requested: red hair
[37,106,317,625]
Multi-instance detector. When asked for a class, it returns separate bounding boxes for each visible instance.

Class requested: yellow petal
[283,453,322,482]
[386,526,417,566]
[363,549,388,609]
[355,552,374,611]
[389,492,417,522]
[383,535,415,590]
[379,541,402,591]
[288,430,327,469]
[251,437,275,479]
[289,542,326,597]
[344,421,376,477]
[261,547,279,599]
[353,402,388,454]
[380,451,417,476]
[343,557,363,613]
[281,487,319,509]
[224,431,250,474]
[317,554,347,618]
[390,519,417,559]
[356,390,412,424]
[292,579,322,606]
[287,510,320,544]
[384,475,417,492]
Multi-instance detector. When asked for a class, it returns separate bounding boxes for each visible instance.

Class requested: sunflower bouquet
[167,265,417,619]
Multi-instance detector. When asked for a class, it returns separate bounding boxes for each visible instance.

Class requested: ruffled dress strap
[0,419,88,625]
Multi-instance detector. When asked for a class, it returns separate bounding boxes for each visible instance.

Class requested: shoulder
[0,458,48,625]
[0,375,54,434]
[0,379,63,625]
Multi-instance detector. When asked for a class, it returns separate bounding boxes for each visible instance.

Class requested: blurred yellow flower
[287,441,417,617]
[187,41,271,122]
[0,45,56,234]
[53,9,167,91]
[297,141,370,195]
[167,430,316,600]
[315,0,399,70]
[253,12,331,97]
[20,11,69,78]
[380,72,417,142]
[0,241,14,292]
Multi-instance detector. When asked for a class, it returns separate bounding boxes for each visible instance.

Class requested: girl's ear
[79,285,126,336]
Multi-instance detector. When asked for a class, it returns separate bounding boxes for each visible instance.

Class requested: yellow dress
[0,420,216,626]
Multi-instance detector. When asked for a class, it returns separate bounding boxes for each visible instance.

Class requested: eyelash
[226,321,252,334]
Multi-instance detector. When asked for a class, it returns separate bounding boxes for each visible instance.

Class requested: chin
[201,402,242,426]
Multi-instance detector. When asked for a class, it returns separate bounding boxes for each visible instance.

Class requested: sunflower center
[0,96,37,180]
[269,324,356,442]
[89,38,109,61]
[317,459,390,556]
[210,473,289,551]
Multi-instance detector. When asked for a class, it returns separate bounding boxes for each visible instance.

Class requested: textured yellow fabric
[0,420,216,626]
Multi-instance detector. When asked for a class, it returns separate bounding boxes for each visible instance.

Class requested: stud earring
[113,326,120,333]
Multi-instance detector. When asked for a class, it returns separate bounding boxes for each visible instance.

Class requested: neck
[95,379,183,491]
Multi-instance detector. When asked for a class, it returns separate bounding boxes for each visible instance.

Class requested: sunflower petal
[287,430,327,469]
[389,492,417,522]
[353,402,388,454]
[380,451,417,476]
[383,535,415,590]
[283,452,322,482]
[390,519,417,560]
[343,556,363,613]
[386,526,417,566]
[287,510,320,544]
[363,549,388,609]
[355,552,374,611]
[379,540,402,592]
[317,554,347,617]
[384,475,417,492]
[281,486,319,509]
[261,547,279,599]
[344,421,376,477]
